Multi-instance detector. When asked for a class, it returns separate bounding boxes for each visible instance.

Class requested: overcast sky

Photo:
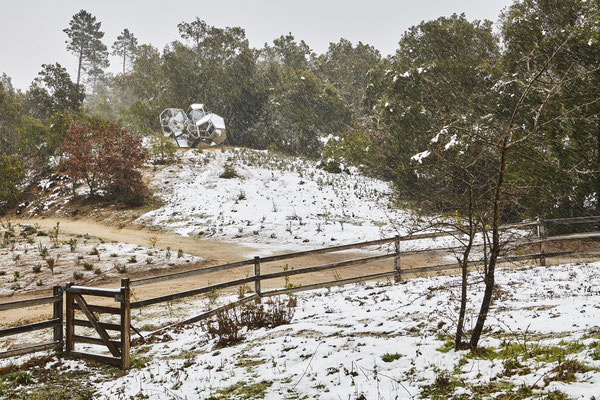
[0,0,514,90]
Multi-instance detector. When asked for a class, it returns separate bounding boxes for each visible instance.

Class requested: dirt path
[1,217,453,328]
[18,217,261,264]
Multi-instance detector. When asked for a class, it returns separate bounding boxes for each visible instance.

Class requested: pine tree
[112,29,138,74]
[63,9,109,86]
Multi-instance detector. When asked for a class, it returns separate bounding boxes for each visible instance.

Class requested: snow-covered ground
[0,223,202,295]
[1,262,590,399]
[136,148,412,249]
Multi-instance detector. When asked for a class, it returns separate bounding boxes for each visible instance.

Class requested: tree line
[1,1,599,225]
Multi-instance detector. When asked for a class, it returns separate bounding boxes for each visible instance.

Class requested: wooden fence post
[253,256,261,297]
[65,282,74,352]
[120,278,131,370]
[538,218,546,266]
[394,235,401,283]
[52,286,63,352]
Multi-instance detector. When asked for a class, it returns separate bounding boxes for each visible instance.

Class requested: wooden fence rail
[0,286,63,359]
[2,215,600,368]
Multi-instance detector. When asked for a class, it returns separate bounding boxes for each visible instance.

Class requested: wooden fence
[2,215,600,367]
[64,279,130,370]
[0,286,63,359]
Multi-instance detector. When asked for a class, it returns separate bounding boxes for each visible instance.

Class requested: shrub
[0,154,25,214]
[32,264,42,273]
[203,297,296,346]
[37,242,49,258]
[66,238,77,252]
[45,256,59,274]
[82,262,93,271]
[73,271,83,280]
[61,121,148,206]
[149,132,177,165]
[381,353,403,362]
[203,308,245,346]
[114,263,126,273]
[219,163,239,179]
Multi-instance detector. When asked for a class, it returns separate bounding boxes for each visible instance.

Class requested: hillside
[137,147,411,249]
[20,147,411,251]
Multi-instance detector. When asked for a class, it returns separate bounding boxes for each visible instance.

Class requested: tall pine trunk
[77,46,83,86]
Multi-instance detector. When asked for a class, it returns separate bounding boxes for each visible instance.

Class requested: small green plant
[128,255,137,263]
[36,279,43,286]
[94,267,102,275]
[37,242,49,258]
[114,263,127,273]
[283,264,296,289]
[73,271,83,280]
[381,353,403,362]
[238,283,251,299]
[206,289,219,307]
[45,255,59,274]
[83,262,94,271]
[10,283,21,290]
[13,271,20,281]
[89,247,100,258]
[545,359,593,384]
[146,257,153,264]
[166,247,171,260]
[51,222,60,243]
[110,253,118,257]
[32,264,42,273]
[219,163,239,179]
[66,238,77,252]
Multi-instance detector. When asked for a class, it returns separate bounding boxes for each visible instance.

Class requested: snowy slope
[92,262,600,399]
[136,148,412,250]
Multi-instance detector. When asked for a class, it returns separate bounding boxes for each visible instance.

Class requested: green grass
[381,352,403,362]
[206,380,273,400]
[0,356,95,400]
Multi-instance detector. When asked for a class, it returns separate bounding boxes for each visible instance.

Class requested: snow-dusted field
[11,261,587,400]
[136,148,412,249]
[0,223,202,295]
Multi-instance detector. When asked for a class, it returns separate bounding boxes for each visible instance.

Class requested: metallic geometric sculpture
[159,104,227,148]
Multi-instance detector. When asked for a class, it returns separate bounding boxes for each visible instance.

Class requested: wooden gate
[65,278,130,370]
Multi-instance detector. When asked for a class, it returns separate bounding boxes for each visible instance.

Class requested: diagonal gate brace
[72,294,121,358]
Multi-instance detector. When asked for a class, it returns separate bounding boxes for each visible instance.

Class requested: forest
[1,0,600,225]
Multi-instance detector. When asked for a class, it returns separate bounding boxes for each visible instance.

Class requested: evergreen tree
[315,38,381,112]
[24,63,84,121]
[261,33,313,70]
[112,29,138,74]
[63,9,109,86]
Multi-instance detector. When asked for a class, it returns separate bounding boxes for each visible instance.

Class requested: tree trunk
[123,49,126,74]
[77,46,83,86]
[455,244,471,350]
[469,139,508,348]
[455,188,474,351]
[596,118,600,230]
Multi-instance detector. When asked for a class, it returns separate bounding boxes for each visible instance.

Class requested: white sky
[0,0,514,90]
